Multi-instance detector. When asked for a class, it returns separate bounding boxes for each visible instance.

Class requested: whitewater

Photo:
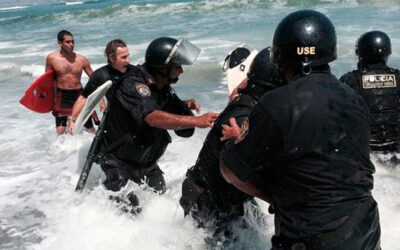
[0,0,400,249]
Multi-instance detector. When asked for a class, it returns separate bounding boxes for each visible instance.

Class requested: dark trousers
[180,177,258,248]
[101,160,166,194]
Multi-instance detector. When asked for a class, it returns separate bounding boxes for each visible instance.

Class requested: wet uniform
[221,67,381,250]
[180,88,260,228]
[340,62,400,152]
[97,64,193,193]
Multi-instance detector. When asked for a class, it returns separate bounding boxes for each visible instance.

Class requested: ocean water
[1,0,400,249]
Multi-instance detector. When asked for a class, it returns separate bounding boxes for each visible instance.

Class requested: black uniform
[98,64,193,193]
[180,86,273,248]
[180,88,260,221]
[340,62,400,152]
[221,67,381,250]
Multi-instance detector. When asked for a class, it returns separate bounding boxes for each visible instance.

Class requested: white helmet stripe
[165,38,184,64]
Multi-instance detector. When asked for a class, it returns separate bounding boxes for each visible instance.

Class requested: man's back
[259,69,376,236]
[340,62,400,151]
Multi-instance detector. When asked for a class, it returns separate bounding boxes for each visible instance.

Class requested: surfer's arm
[45,54,53,72]
[144,110,219,129]
[71,95,86,118]
[67,95,87,133]
[99,98,107,111]
[82,57,93,77]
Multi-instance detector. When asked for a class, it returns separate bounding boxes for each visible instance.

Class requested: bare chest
[52,57,83,76]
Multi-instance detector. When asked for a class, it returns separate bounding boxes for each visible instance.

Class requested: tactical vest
[352,65,400,149]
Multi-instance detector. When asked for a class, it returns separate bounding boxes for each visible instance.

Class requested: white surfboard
[222,44,258,95]
[72,80,112,135]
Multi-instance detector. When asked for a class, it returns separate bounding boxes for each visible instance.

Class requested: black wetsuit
[221,66,381,250]
[97,64,193,194]
[82,64,136,100]
[180,85,275,247]
[340,62,400,152]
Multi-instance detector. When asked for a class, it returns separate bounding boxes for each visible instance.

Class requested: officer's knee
[102,167,129,192]
[180,177,205,215]
[146,169,166,194]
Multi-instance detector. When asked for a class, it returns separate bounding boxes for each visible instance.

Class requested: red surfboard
[20,70,55,113]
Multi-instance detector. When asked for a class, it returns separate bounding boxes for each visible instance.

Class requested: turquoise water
[1,1,400,249]
[1,0,400,110]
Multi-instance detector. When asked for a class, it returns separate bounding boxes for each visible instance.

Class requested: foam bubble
[0,6,28,11]
[65,1,84,6]
[20,64,45,77]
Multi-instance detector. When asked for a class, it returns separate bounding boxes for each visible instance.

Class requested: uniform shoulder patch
[135,83,151,97]
[235,117,249,144]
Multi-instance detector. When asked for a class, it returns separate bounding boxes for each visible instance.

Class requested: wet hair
[105,39,127,64]
[57,30,73,42]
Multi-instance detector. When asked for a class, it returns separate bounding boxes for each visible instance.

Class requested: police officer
[96,37,218,204]
[340,31,400,160]
[219,10,381,250]
[180,47,284,245]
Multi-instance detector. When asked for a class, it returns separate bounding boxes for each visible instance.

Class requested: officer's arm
[219,104,279,204]
[67,71,102,131]
[144,110,218,129]
[220,160,272,203]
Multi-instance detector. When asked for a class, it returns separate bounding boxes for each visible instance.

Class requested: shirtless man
[46,30,94,134]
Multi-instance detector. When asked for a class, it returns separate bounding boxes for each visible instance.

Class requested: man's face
[58,35,74,54]
[110,46,130,73]
[168,63,183,83]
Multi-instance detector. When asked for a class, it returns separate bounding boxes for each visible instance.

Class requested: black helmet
[145,37,201,68]
[272,10,337,68]
[356,31,391,63]
[247,47,283,88]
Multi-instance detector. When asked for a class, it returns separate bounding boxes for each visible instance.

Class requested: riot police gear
[145,37,201,68]
[271,9,337,68]
[356,30,391,64]
[247,47,284,89]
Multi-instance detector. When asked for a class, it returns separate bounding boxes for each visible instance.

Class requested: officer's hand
[220,117,241,141]
[99,98,107,111]
[196,112,219,128]
[185,99,201,113]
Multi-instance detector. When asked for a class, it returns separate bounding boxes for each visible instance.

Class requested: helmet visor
[165,38,201,65]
